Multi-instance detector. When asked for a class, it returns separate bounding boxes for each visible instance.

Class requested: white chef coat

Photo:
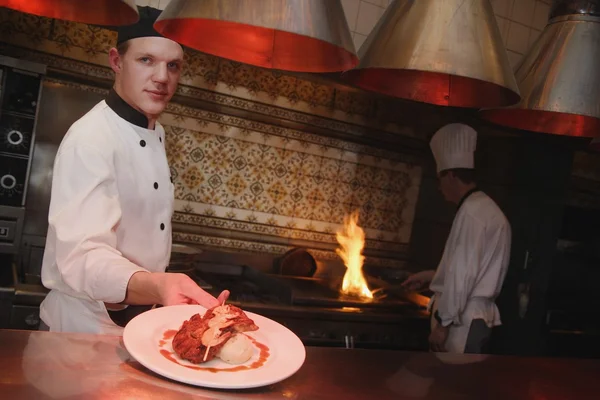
[429,190,511,353]
[39,95,174,335]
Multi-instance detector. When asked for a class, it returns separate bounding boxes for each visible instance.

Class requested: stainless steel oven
[18,77,106,281]
[0,55,46,329]
[0,55,46,255]
[5,72,105,330]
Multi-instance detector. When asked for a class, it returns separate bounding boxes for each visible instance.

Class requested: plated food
[123,304,306,388]
[172,304,259,365]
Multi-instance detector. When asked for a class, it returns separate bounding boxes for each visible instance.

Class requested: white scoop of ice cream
[216,334,254,365]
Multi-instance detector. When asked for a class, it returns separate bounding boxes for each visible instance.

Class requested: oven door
[10,262,47,330]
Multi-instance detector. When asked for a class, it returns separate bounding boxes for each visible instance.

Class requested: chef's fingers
[188,285,220,308]
[217,290,230,305]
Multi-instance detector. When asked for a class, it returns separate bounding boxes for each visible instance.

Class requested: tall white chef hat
[430,123,477,173]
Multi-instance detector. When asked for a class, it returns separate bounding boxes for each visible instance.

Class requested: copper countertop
[1,329,600,399]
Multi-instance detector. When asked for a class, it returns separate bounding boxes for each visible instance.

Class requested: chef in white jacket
[403,123,511,354]
[39,7,228,335]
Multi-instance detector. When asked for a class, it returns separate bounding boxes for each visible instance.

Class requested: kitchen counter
[1,330,600,399]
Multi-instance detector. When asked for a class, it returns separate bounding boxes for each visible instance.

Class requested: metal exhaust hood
[342,0,520,108]
[480,0,600,138]
[0,0,139,26]
[154,0,358,73]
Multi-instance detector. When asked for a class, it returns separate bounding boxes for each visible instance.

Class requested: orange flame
[335,210,373,299]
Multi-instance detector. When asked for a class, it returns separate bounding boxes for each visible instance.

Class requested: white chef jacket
[39,94,174,335]
[429,190,511,353]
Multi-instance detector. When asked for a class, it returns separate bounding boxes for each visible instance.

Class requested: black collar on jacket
[105,89,150,129]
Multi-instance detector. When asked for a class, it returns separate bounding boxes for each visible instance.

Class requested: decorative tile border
[44,76,109,97]
[172,211,410,254]
[173,231,408,268]
[159,108,421,165]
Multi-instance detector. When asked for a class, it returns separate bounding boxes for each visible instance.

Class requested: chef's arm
[50,144,148,303]
[123,272,161,305]
[436,215,485,326]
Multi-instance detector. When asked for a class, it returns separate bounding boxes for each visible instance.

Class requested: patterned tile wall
[160,109,419,243]
[0,8,421,265]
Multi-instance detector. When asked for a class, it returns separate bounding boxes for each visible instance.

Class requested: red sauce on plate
[158,332,270,373]
[157,329,178,348]
[162,329,178,340]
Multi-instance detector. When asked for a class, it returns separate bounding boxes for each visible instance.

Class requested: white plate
[123,304,306,389]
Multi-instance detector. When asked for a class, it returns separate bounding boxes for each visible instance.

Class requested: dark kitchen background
[1,0,599,359]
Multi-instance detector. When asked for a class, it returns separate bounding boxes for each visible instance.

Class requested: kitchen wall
[0,7,423,268]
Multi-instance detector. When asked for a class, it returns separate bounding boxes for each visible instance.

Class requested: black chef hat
[116,6,164,46]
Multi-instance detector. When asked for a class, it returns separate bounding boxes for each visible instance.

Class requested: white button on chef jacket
[39,100,174,335]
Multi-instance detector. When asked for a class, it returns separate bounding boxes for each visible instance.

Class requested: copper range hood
[342,0,520,108]
[480,0,600,138]
[154,0,358,73]
[0,0,139,26]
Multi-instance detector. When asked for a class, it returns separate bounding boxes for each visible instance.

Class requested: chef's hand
[428,324,449,352]
[157,273,230,307]
[402,269,435,291]
[125,271,229,309]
